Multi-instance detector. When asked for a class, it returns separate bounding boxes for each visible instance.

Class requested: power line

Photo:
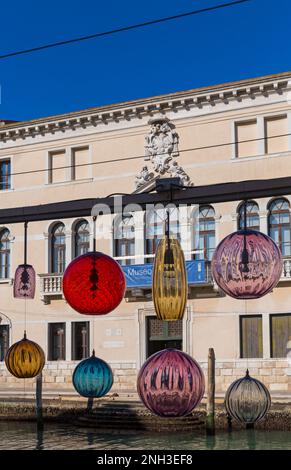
[2,131,291,180]
[0,0,250,60]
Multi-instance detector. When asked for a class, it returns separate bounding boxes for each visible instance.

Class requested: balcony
[39,273,63,304]
[281,259,291,281]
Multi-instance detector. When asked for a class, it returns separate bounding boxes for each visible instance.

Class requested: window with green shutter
[240,315,263,358]
[270,314,291,358]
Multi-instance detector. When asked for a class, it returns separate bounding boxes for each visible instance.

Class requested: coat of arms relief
[135,115,192,189]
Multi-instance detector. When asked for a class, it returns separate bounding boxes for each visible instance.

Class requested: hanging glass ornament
[63,251,126,315]
[5,332,45,378]
[137,348,205,417]
[211,229,282,299]
[73,351,113,398]
[14,264,36,299]
[14,222,36,299]
[152,210,187,321]
[225,369,271,425]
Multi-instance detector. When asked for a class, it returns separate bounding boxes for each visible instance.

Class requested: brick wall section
[0,359,290,394]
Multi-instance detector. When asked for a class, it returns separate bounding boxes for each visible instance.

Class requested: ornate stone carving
[135,114,192,189]
[135,166,154,189]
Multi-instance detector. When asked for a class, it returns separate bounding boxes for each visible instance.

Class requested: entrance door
[146,316,182,358]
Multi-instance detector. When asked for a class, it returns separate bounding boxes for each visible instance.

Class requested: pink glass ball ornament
[137,348,205,417]
[211,230,283,299]
[62,252,126,315]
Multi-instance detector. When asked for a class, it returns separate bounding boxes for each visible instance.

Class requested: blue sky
[0,0,290,120]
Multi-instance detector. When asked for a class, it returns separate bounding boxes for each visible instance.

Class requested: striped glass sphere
[153,236,187,321]
[211,230,283,299]
[225,370,271,424]
[5,332,45,378]
[137,348,205,417]
[73,351,113,398]
[63,252,126,315]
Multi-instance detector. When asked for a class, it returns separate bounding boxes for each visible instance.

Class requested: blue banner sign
[122,260,206,288]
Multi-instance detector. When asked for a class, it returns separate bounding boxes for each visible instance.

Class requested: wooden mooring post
[206,348,215,435]
[36,372,43,430]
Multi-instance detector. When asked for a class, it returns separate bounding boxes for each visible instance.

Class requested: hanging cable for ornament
[211,199,283,299]
[63,214,126,315]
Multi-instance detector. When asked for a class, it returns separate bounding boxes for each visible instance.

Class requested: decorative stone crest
[135,114,192,189]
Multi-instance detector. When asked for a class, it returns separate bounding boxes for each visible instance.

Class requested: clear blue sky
[0,0,290,121]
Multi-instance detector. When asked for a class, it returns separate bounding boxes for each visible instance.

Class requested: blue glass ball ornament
[72,350,113,398]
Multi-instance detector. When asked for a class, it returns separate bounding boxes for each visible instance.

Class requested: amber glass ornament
[137,348,205,417]
[5,332,45,378]
[14,264,36,299]
[152,236,187,321]
[211,229,283,299]
[63,251,126,315]
[225,370,271,425]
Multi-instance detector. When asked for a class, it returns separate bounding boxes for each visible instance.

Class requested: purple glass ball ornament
[137,348,205,417]
[13,264,36,299]
[211,230,283,299]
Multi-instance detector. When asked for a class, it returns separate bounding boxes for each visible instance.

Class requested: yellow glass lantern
[5,332,45,378]
[153,233,187,321]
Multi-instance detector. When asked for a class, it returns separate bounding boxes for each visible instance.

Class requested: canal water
[0,421,291,450]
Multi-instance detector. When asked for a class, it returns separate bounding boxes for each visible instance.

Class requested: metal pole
[36,372,43,430]
[206,347,215,435]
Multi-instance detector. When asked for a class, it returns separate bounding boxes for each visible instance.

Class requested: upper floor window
[145,208,180,263]
[195,206,215,261]
[235,120,257,158]
[264,115,288,154]
[74,220,89,257]
[48,150,67,184]
[115,215,135,266]
[268,198,291,257]
[0,229,10,279]
[238,201,260,230]
[0,160,11,191]
[72,147,90,180]
[51,223,66,273]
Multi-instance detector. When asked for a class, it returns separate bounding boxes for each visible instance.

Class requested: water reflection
[0,422,290,450]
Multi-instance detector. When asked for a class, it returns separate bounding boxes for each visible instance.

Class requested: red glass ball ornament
[63,252,126,315]
[211,230,283,299]
[137,348,205,417]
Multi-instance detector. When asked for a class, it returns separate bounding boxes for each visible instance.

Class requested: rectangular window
[0,325,9,361]
[48,322,66,360]
[270,314,291,358]
[49,150,67,184]
[265,115,288,154]
[0,160,11,190]
[72,147,90,180]
[240,315,263,358]
[72,321,89,360]
[235,120,257,158]
[146,316,182,358]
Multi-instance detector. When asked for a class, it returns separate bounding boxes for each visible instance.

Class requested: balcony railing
[39,273,63,303]
[281,259,291,280]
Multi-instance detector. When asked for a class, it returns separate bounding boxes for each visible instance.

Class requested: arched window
[195,206,215,261]
[115,215,135,266]
[268,198,291,257]
[74,220,90,257]
[51,223,66,273]
[0,229,10,279]
[238,201,260,230]
[145,208,180,263]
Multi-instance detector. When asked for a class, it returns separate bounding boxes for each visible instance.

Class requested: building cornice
[1,72,291,144]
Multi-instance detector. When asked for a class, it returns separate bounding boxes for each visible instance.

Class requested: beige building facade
[1,71,291,397]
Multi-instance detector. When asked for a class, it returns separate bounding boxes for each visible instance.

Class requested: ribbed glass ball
[137,348,205,417]
[153,236,187,321]
[225,370,271,424]
[5,333,45,378]
[63,252,126,315]
[13,264,36,299]
[211,230,283,299]
[73,352,113,398]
